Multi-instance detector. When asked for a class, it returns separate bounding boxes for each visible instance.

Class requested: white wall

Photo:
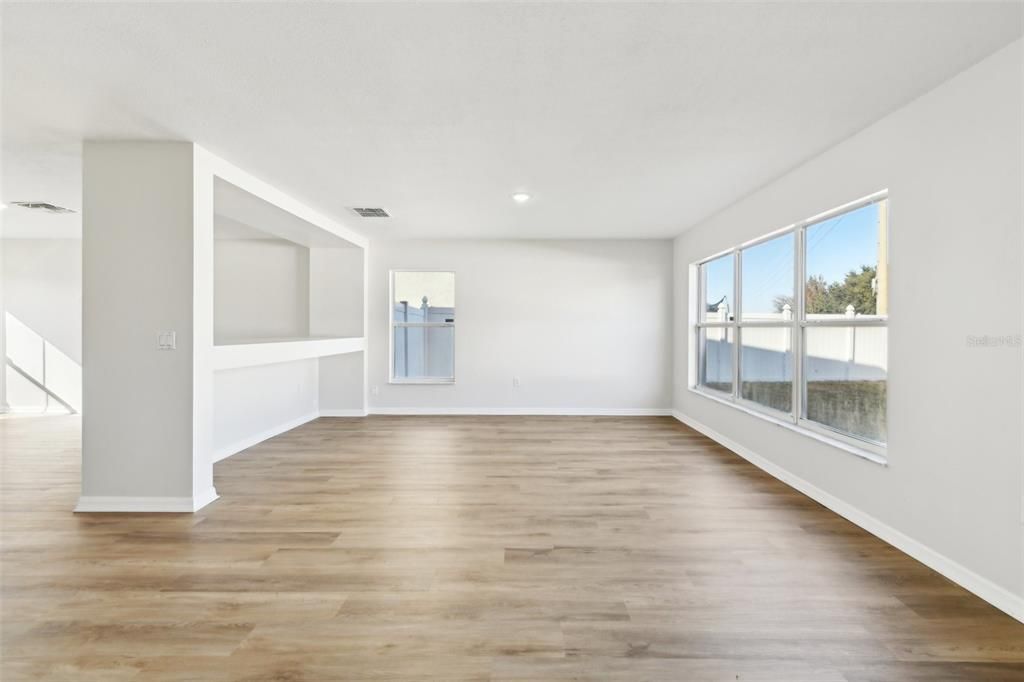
[212,359,318,460]
[311,247,366,414]
[1,238,82,412]
[2,239,81,362]
[214,238,310,343]
[310,247,364,338]
[673,41,1023,611]
[369,239,673,413]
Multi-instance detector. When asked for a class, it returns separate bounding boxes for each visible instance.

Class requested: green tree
[805,275,833,314]
[831,265,877,315]
[772,275,829,313]
[773,266,877,315]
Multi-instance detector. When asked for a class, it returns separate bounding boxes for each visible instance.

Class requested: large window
[390,271,455,383]
[694,193,888,457]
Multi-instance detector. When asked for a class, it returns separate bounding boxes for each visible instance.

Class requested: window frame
[691,191,888,463]
[388,269,456,385]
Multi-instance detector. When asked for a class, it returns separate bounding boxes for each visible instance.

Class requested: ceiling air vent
[352,207,389,218]
[11,201,76,214]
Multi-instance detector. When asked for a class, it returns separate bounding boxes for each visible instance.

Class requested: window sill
[688,386,887,467]
[389,378,455,385]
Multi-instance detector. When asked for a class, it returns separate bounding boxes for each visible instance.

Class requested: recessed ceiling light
[512,192,531,203]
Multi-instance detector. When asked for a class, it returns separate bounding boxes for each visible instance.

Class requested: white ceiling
[2,2,1021,240]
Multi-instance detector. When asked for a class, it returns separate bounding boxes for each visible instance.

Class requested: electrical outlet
[371,385,380,396]
[512,376,520,388]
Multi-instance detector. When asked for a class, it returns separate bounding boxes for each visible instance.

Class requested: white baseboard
[3,406,74,415]
[672,410,1024,624]
[319,408,369,417]
[367,407,672,416]
[75,486,218,513]
[192,485,219,511]
[213,412,319,463]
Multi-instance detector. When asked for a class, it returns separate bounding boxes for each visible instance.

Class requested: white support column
[78,141,217,512]
[0,258,7,414]
[1,154,6,414]
[79,141,367,510]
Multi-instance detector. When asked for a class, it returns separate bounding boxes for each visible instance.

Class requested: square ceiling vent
[352,207,389,218]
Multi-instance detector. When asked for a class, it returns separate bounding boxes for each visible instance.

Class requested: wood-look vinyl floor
[1,414,1022,681]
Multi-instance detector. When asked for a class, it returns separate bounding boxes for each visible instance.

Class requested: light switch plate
[157,331,176,350]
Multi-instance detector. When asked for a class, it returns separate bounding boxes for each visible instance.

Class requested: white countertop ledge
[212,337,365,371]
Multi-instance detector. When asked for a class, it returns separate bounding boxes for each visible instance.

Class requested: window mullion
[694,265,703,387]
[793,224,805,424]
[699,257,706,323]
[732,250,741,400]
[696,262,704,390]
[393,322,453,328]
[802,318,887,327]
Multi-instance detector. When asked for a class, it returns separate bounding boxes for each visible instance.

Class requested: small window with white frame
[693,192,888,459]
[390,270,455,383]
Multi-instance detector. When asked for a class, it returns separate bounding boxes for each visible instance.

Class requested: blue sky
[705,202,881,314]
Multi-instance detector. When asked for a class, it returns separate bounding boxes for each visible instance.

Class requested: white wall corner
[671,410,1024,624]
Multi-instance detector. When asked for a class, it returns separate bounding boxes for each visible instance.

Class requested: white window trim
[388,269,456,385]
[691,190,888,464]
